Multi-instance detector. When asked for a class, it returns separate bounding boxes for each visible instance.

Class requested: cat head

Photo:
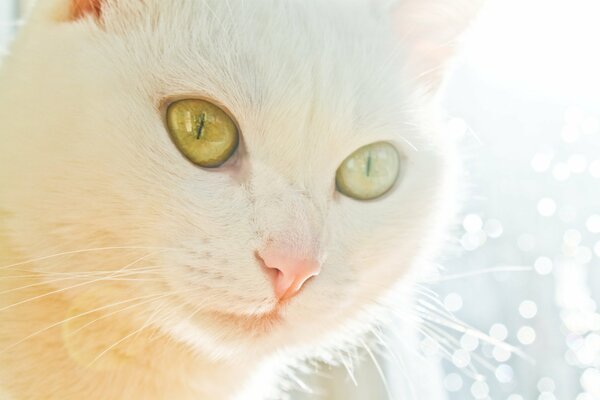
[0,0,479,360]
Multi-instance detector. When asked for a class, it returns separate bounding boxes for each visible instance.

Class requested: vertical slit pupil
[366,151,372,177]
[196,113,206,139]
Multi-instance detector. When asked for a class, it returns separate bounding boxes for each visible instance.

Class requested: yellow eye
[166,99,239,168]
[336,142,401,200]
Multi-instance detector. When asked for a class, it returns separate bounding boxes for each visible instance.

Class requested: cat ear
[69,0,104,20]
[390,0,483,92]
[30,0,105,23]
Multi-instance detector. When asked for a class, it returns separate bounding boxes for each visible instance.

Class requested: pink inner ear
[70,0,103,20]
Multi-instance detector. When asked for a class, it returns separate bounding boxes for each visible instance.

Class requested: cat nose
[257,250,321,301]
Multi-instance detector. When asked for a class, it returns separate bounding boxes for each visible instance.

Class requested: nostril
[255,251,277,276]
[255,252,282,286]
[255,250,321,301]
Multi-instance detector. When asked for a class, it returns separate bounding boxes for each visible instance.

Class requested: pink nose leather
[258,250,321,301]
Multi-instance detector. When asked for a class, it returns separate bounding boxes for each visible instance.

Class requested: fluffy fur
[0,0,479,398]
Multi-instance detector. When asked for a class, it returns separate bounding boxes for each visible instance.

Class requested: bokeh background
[1,1,599,399]
[439,1,600,399]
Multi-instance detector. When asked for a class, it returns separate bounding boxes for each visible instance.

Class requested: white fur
[0,0,477,398]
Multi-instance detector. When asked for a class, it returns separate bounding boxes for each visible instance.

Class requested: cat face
[0,0,477,359]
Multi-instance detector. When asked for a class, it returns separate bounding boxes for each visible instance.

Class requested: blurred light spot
[534,257,554,275]
[471,380,490,399]
[460,333,480,352]
[586,214,600,233]
[575,342,597,365]
[484,219,504,238]
[517,234,536,252]
[566,334,585,350]
[585,334,600,350]
[461,231,487,251]
[519,300,538,319]
[444,373,463,392]
[495,364,514,383]
[538,393,556,400]
[576,394,595,400]
[590,160,600,178]
[568,154,588,174]
[452,349,471,368]
[531,152,554,172]
[444,293,463,312]
[594,240,600,258]
[493,346,512,362]
[538,377,556,392]
[580,368,600,395]
[518,326,537,345]
[490,324,509,341]
[538,198,557,217]
[564,229,583,247]
[553,162,571,181]
[463,214,484,233]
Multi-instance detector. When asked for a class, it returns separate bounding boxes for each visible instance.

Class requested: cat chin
[161,312,292,361]
[158,290,376,364]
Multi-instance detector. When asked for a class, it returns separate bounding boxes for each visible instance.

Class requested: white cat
[0,0,481,398]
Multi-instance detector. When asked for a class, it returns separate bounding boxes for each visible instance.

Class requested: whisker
[89,289,202,367]
[359,338,392,400]
[287,371,314,395]
[370,327,418,400]
[400,137,418,152]
[0,253,160,313]
[122,298,176,353]
[415,307,531,362]
[86,301,170,368]
[0,275,163,283]
[1,266,164,278]
[72,286,202,342]
[415,298,459,323]
[421,322,487,377]
[0,246,179,271]
[425,265,533,283]
[389,310,460,367]
[0,290,182,356]
[0,271,158,296]
[418,323,483,380]
[337,350,358,387]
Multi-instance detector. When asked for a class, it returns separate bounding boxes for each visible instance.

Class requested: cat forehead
[106,0,420,151]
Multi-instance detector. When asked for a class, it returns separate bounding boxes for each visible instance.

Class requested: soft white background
[2,1,599,399]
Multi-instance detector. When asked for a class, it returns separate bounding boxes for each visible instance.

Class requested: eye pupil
[196,113,206,140]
